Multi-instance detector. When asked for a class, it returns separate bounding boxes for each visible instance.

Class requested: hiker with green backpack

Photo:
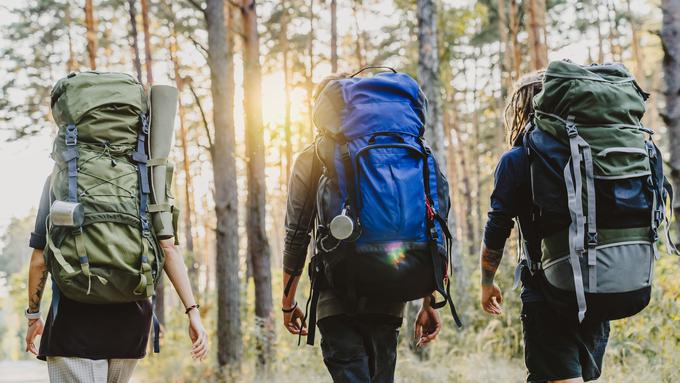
[282,69,461,383]
[24,72,208,382]
[480,61,675,383]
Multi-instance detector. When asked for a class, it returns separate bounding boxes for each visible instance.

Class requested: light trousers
[46,357,138,383]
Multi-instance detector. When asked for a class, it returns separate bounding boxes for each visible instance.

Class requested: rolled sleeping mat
[148,85,178,239]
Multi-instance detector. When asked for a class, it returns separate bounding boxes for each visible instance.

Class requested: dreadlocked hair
[504,71,544,146]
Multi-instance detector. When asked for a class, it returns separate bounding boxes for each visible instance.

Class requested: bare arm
[160,239,198,309]
[282,271,307,335]
[159,238,208,360]
[480,245,504,286]
[480,244,504,315]
[27,249,47,313]
[25,249,47,355]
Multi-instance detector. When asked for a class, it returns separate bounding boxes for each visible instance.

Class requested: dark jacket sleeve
[483,147,527,250]
[29,176,52,250]
[283,145,320,276]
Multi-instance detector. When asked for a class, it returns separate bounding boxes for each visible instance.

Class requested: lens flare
[385,242,406,266]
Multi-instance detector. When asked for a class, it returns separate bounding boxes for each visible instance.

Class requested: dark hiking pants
[317,314,402,383]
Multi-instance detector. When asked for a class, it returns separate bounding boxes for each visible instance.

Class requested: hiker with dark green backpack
[24,72,208,382]
[480,61,675,383]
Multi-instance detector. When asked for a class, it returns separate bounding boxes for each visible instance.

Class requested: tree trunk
[351,1,365,68]
[306,0,316,139]
[170,30,199,296]
[661,0,680,242]
[509,0,521,81]
[525,0,548,70]
[627,0,644,82]
[84,0,97,70]
[241,0,274,374]
[206,0,241,374]
[498,0,511,97]
[443,93,467,307]
[127,0,143,83]
[330,0,338,72]
[65,7,76,73]
[141,0,154,86]
[281,1,292,184]
[417,0,445,166]
[596,6,605,63]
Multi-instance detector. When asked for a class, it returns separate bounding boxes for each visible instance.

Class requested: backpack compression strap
[563,116,596,323]
[419,142,462,327]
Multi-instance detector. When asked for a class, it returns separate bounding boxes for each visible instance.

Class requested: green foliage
[0,211,36,278]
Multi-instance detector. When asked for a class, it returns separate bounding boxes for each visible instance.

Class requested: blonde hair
[504,71,544,146]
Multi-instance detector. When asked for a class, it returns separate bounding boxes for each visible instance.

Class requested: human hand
[282,302,307,336]
[414,298,441,348]
[481,283,503,315]
[25,317,44,355]
[188,310,208,361]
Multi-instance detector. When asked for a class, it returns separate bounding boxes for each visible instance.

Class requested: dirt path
[0,360,49,383]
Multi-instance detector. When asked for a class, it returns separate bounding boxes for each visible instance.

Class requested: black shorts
[521,301,610,383]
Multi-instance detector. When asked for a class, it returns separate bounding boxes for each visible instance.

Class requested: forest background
[0,0,678,382]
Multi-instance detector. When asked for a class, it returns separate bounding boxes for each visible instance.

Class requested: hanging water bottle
[329,207,355,240]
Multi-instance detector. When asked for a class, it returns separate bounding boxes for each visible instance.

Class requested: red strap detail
[425,197,435,221]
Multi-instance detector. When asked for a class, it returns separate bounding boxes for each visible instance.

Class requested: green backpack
[46,72,165,304]
[524,61,676,323]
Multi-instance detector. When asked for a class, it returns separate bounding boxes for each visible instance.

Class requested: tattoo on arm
[29,269,48,313]
[480,246,504,286]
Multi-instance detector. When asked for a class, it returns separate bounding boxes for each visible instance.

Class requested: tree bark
[525,0,548,70]
[351,1,365,68]
[84,0,97,70]
[330,0,338,72]
[281,1,292,184]
[141,0,154,86]
[596,6,605,63]
[205,0,242,373]
[127,0,143,83]
[627,0,644,82]
[65,6,76,73]
[306,0,316,139]
[498,0,511,97]
[417,0,445,167]
[241,0,274,374]
[661,0,680,242]
[508,0,521,81]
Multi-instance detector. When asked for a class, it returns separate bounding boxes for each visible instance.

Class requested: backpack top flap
[313,72,427,140]
[51,71,148,146]
[533,60,646,129]
[532,61,650,178]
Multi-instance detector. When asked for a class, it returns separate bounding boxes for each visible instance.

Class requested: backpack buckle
[429,227,439,240]
[587,232,598,248]
[565,116,578,138]
[65,124,78,146]
[139,114,150,135]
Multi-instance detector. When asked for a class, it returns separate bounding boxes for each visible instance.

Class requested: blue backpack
[304,68,462,344]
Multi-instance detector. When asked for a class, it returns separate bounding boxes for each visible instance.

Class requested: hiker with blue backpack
[24,73,208,382]
[480,61,675,383]
[282,69,461,383]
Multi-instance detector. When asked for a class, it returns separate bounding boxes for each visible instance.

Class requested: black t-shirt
[30,177,152,360]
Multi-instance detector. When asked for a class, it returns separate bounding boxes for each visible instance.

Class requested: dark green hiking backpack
[523,61,676,323]
[46,72,167,305]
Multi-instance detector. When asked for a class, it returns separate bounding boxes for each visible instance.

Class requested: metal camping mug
[329,208,354,240]
[50,200,85,228]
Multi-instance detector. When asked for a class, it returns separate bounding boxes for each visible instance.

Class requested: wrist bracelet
[282,301,298,313]
[25,308,41,320]
[185,304,200,314]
